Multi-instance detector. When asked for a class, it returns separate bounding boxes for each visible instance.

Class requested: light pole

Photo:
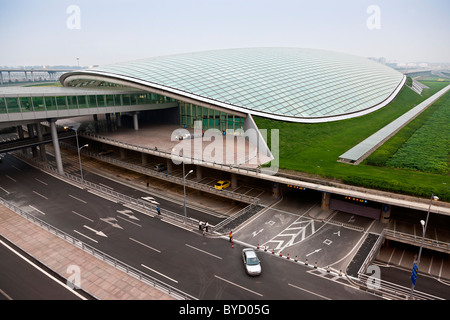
[183,160,193,224]
[409,194,439,300]
[65,125,88,183]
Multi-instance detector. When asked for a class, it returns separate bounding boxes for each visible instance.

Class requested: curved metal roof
[60,48,405,123]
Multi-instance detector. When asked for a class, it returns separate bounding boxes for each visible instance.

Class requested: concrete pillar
[196,165,203,180]
[272,182,280,198]
[381,204,391,224]
[93,114,99,133]
[133,112,139,130]
[120,148,126,160]
[106,113,112,132]
[0,72,3,85]
[321,192,331,211]
[141,153,148,165]
[27,124,38,158]
[167,159,173,174]
[49,119,64,175]
[116,112,122,127]
[231,173,238,189]
[35,122,47,162]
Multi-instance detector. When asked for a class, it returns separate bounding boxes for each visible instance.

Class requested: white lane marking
[0,187,9,194]
[288,283,331,300]
[71,211,94,222]
[141,264,178,283]
[129,237,161,253]
[0,240,87,300]
[29,205,45,215]
[214,275,263,297]
[185,244,222,260]
[117,215,141,227]
[73,230,98,243]
[69,194,87,204]
[32,191,48,200]
[0,288,12,300]
[5,175,16,182]
[34,178,48,186]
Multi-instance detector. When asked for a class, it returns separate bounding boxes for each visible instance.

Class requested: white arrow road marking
[100,217,123,229]
[117,209,139,221]
[252,229,264,237]
[306,248,322,257]
[83,225,107,237]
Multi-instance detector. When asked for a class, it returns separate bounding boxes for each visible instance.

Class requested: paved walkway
[0,204,175,300]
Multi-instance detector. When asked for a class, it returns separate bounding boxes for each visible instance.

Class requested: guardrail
[61,139,260,205]
[384,228,450,253]
[80,130,277,179]
[0,197,196,300]
[13,151,200,229]
[352,230,447,300]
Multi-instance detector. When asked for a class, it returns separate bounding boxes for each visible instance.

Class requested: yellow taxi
[214,180,231,190]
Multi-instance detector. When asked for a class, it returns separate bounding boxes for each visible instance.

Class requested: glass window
[113,94,122,106]
[122,94,131,105]
[56,96,67,109]
[78,95,88,108]
[20,97,33,112]
[67,96,78,109]
[105,95,114,106]
[88,95,97,107]
[6,98,20,113]
[44,96,56,110]
[97,95,105,107]
[0,98,6,113]
[32,97,45,111]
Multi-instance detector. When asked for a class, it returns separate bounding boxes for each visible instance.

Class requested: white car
[242,248,261,276]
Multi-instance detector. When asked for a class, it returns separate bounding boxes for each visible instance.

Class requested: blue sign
[411,263,419,286]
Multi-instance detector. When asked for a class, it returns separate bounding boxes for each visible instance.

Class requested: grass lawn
[254,80,450,202]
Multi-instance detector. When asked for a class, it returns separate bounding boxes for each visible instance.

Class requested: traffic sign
[411,263,419,286]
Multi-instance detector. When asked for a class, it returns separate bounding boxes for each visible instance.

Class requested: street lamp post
[65,125,88,183]
[409,194,439,300]
[183,160,193,224]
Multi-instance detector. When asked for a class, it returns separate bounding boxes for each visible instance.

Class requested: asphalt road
[0,154,381,300]
[0,237,86,300]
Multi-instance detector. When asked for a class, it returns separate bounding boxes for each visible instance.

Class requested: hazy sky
[0,0,449,67]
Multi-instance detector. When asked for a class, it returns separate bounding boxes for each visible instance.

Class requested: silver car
[242,248,261,276]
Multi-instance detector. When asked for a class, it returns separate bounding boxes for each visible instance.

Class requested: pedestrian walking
[202,226,206,237]
[157,206,161,215]
[199,221,203,231]
[229,231,233,242]
[205,222,209,233]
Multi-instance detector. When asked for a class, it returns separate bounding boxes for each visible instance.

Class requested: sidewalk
[0,204,175,300]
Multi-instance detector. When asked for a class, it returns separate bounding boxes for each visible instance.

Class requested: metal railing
[384,228,450,253]
[80,130,276,180]
[62,139,260,205]
[13,151,200,229]
[0,197,196,300]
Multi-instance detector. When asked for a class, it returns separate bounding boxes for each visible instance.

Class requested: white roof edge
[62,70,406,124]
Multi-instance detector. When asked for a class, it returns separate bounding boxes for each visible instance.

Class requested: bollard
[264,246,267,252]
[257,244,260,250]
[339,270,342,277]
[327,266,330,273]
[279,251,282,257]
[314,262,317,269]
[295,255,298,262]
[305,259,308,266]
[272,249,275,254]
[287,253,290,259]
